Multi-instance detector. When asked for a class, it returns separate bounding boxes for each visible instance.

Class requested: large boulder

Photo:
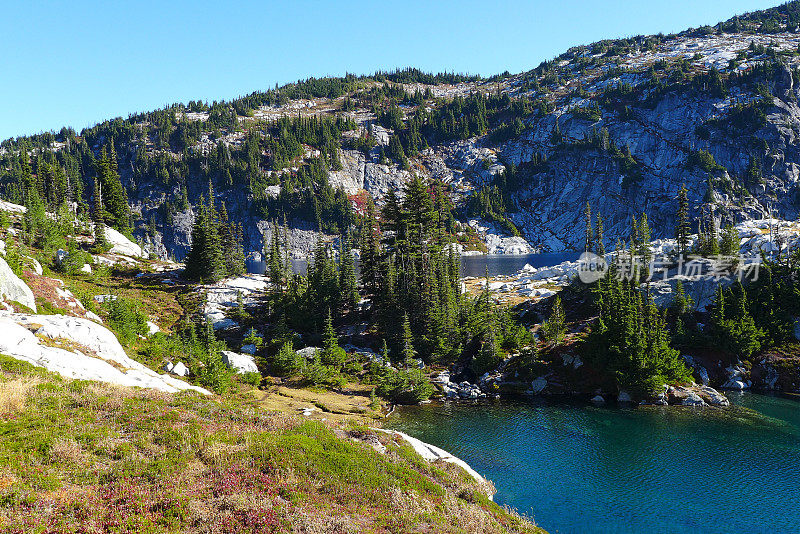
[0,200,26,213]
[432,371,451,384]
[667,384,729,407]
[696,385,730,407]
[617,391,633,403]
[682,392,706,406]
[528,376,547,394]
[221,351,258,374]
[0,257,36,311]
[203,275,269,330]
[170,362,190,377]
[103,225,144,258]
[296,347,321,360]
[375,429,494,499]
[0,313,208,394]
[721,364,751,390]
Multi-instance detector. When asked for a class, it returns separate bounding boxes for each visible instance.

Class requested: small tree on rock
[541,296,566,344]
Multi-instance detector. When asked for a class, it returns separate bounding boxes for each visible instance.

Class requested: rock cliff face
[497,77,800,251]
[27,20,800,261]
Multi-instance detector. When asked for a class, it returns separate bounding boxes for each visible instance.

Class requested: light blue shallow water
[387,393,800,534]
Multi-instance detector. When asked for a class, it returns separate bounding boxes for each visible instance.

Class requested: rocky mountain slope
[5,3,800,261]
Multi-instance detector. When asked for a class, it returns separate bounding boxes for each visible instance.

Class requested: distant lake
[459,252,579,277]
[387,393,800,534]
[247,252,579,278]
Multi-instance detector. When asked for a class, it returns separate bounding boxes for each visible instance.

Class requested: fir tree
[676,184,691,254]
[636,213,652,263]
[595,213,605,256]
[305,241,341,326]
[217,203,245,276]
[404,176,434,250]
[359,199,381,297]
[588,275,691,395]
[629,215,640,256]
[272,340,303,376]
[541,296,566,344]
[720,224,739,256]
[94,145,130,233]
[91,177,109,252]
[472,318,501,375]
[710,282,763,359]
[320,309,347,369]
[267,222,286,293]
[338,231,359,311]
[400,313,416,366]
[184,195,226,282]
[584,202,593,253]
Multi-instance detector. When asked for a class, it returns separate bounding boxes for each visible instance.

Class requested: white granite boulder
[721,364,751,390]
[0,313,207,394]
[221,351,259,374]
[103,225,144,258]
[0,257,36,311]
[296,347,321,360]
[170,362,190,377]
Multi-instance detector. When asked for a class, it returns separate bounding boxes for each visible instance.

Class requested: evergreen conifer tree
[359,199,381,297]
[320,308,347,369]
[94,145,131,233]
[338,231,359,311]
[400,313,416,366]
[720,224,739,256]
[91,177,109,252]
[184,196,226,282]
[584,202,593,253]
[267,222,286,293]
[595,214,605,256]
[676,184,691,254]
[541,296,566,344]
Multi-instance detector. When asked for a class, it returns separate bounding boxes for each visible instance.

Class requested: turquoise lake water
[387,393,800,534]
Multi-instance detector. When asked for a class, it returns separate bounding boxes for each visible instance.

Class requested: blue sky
[0,0,780,140]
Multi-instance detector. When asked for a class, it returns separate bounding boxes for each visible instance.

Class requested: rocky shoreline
[430,367,734,407]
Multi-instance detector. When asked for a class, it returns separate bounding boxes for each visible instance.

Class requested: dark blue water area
[387,393,800,534]
[458,252,579,277]
[246,252,580,277]
[246,258,309,275]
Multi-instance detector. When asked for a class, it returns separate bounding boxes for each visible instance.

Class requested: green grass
[0,354,542,533]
